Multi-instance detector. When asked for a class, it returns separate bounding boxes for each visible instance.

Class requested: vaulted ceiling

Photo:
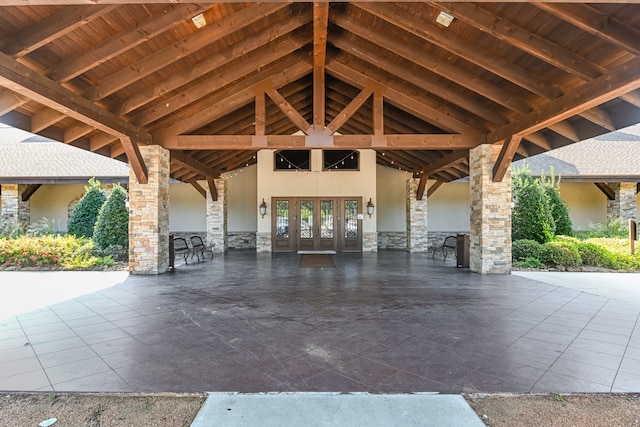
[0,1,638,189]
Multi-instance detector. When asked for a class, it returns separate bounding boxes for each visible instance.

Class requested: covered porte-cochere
[0,1,638,274]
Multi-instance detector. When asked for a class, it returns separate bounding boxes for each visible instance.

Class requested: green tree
[540,167,573,236]
[67,178,106,238]
[512,164,555,244]
[93,184,129,251]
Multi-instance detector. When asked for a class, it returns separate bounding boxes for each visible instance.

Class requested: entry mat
[191,392,486,427]
[299,254,335,268]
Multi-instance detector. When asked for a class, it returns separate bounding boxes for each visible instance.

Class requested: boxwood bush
[540,241,582,268]
[512,239,542,261]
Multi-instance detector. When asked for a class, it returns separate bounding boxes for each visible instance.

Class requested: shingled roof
[0,126,129,184]
[513,124,640,182]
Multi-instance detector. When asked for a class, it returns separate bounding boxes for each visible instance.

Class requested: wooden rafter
[120,137,148,184]
[261,79,312,134]
[0,51,152,145]
[422,150,468,176]
[488,57,640,144]
[189,181,207,199]
[0,90,28,115]
[171,150,220,180]
[31,109,65,133]
[492,136,523,182]
[416,174,428,200]
[595,183,615,201]
[64,123,94,144]
[0,5,116,58]
[326,80,376,134]
[206,176,218,202]
[426,180,444,198]
[21,184,41,201]
[313,2,329,132]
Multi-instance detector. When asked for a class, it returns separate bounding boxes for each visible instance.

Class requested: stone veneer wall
[362,232,378,252]
[129,145,170,275]
[608,182,637,220]
[228,232,257,249]
[428,231,466,252]
[377,232,407,250]
[206,178,227,253]
[256,232,271,252]
[469,144,511,274]
[0,184,30,230]
[406,178,428,252]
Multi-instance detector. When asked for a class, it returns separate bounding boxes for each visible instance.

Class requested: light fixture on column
[436,11,454,27]
[367,198,375,217]
[259,199,267,218]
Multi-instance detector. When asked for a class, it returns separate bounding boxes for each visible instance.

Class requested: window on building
[274,150,311,171]
[323,150,359,171]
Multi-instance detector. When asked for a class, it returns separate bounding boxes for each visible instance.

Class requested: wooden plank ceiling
[0,1,638,186]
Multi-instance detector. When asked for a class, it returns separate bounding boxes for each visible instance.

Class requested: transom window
[274,150,310,171]
[323,150,359,171]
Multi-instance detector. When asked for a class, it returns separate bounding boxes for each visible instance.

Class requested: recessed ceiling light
[436,11,454,27]
[191,13,206,29]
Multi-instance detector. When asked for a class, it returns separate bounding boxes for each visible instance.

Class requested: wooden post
[630,219,637,255]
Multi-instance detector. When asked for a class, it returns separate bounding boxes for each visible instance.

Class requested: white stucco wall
[428,181,470,232]
[225,164,257,232]
[256,149,377,233]
[29,184,85,231]
[376,165,410,232]
[169,183,206,232]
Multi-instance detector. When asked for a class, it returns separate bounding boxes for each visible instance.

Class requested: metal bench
[190,235,212,261]
[432,235,458,261]
[173,237,192,264]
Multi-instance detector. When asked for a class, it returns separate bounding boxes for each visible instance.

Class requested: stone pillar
[406,178,428,252]
[607,183,637,220]
[469,144,511,274]
[129,145,170,275]
[0,184,30,231]
[206,178,227,253]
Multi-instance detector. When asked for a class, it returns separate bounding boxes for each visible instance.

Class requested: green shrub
[512,183,555,244]
[0,223,25,239]
[67,178,106,238]
[540,241,582,267]
[27,217,61,237]
[576,241,615,268]
[594,215,628,238]
[512,239,542,261]
[545,186,572,236]
[513,257,545,269]
[93,184,129,251]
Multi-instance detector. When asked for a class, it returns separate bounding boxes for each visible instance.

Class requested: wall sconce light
[367,198,375,218]
[259,198,267,218]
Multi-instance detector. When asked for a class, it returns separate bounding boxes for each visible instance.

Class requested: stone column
[469,144,511,274]
[607,182,637,220]
[406,178,428,252]
[206,177,227,253]
[128,145,170,275]
[0,184,30,231]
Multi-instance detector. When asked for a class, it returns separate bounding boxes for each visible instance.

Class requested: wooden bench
[190,235,212,261]
[432,235,457,261]
[173,237,192,264]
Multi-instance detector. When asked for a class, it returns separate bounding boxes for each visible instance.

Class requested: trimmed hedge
[512,239,542,261]
[539,241,582,268]
[67,178,106,238]
[93,184,129,251]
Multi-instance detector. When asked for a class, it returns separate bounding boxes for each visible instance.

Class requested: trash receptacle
[169,234,175,270]
[456,234,470,268]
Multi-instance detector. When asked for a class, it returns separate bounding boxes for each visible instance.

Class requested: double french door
[272,197,362,252]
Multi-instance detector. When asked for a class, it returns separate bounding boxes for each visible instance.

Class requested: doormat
[299,254,335,268]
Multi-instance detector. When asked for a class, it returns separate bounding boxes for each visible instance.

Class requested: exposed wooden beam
[326,80,376,134]
[261,79,312,134]
[90,133,118,152]
[492,136,523,182]
[535,3,640,56]
[0,5,116,58]
[168,134,478,150]
[120,137,148,184]
[0,90,29,115]
[117,14,309,117]
[21,184,42,201]
[0,50,153,145]
[373,90,384,136]
[422,150,468,176]
[83,3,289,102]
[426,180,444,198]
[357,3,562,100]
[595,182,615,200]
[49,4,205,83]
[313,2,329,131]
[31,108,65,133]
[327,57,484,137]
[64,122,94,144]
[171,150,220,179]
[416,174,428,200]
[206,176,218,202]
[488,57,640,144]
[254,88,266,137]
[189,181,207,199]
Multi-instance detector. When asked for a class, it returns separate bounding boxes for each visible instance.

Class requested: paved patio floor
[1,251,639,394]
